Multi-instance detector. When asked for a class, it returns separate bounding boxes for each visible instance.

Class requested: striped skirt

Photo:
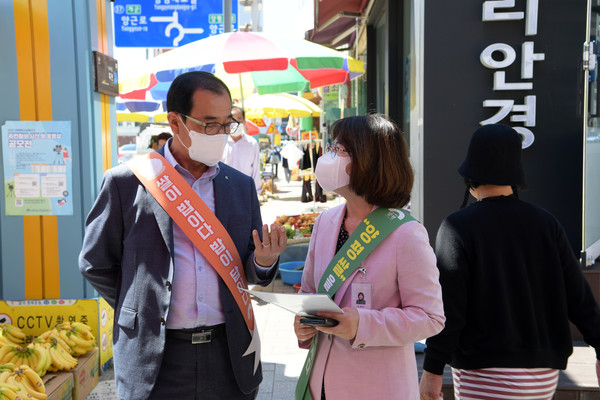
[451,367,559,399]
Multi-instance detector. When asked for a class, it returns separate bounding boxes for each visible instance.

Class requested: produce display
[296,213,318,234]
[274,213,319,238]
[0,321,97,399]
[274,215,297,226]
[284,224,295,239]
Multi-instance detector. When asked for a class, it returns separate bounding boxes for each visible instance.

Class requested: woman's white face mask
[177,116,227,166]
[315,152,351,192]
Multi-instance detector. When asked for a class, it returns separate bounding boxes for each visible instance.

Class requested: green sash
[295,207,416,400]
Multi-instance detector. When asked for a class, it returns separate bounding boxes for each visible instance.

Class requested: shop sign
[480,0,543,148]
[322,85,339,101]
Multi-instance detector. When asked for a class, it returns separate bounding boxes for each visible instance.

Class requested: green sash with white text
[295,207,416,400]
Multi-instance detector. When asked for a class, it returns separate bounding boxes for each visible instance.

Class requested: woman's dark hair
[331,114,413,208]
[166,71,231,117]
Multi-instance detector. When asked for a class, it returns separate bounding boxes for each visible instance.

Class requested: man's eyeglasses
[326,144,351,158]
[180,113,239,135]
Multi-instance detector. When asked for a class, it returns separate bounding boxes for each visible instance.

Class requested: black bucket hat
[458,124,526,186]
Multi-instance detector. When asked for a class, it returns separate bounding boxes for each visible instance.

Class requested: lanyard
[295,207,416,399]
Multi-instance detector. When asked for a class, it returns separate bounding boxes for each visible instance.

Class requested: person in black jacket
[419,124,600,400]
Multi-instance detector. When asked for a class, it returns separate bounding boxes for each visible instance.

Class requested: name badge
[352,282,372,309]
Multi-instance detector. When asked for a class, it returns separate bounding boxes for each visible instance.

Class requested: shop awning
[306,0,368,48]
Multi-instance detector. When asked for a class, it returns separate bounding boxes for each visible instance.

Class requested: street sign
[113,0,238,48]
[266,122,278,134]
[250,118,266,127]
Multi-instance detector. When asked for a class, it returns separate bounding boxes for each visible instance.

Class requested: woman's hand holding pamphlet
[243,289,342,326]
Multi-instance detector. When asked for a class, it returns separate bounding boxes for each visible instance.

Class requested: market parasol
[244,119,260,136]
[243,93,321,119]
[116,99,168,123]
[118,31,364,102]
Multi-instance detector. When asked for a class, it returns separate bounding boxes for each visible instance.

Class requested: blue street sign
[113,0,238,48]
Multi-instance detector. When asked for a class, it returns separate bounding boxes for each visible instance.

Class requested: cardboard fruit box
[70,347,99,400]
[0,297,114,372]
[43,372,73,400]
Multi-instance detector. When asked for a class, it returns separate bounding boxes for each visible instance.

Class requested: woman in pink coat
[293,114,445,400]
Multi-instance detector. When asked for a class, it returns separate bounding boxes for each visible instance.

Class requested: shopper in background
[150,132,173,150]
[293,114,445,399]
[280,141,304,184]
[221,106,262,192]
[282,155,291,183]
[300,142,326,203]
[156,132,172,148]
[419,124,600,400]
[269,145,281,178]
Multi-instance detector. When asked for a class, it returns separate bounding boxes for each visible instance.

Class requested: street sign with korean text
[113,0,238,48]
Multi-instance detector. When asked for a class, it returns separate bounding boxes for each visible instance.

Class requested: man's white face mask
[177,115,227,166]
[231,121,245,137]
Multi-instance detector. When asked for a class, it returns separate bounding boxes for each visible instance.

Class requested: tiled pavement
[249,280,306,400]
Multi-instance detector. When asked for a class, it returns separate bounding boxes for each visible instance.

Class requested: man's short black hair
[166,71,232,116]
[157,132,172,141]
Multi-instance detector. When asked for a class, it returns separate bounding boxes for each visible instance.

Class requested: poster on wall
[1,121,73,216]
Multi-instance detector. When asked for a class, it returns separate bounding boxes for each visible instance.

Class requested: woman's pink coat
[299,204,445,400]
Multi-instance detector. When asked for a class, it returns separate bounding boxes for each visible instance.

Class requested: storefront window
[585,0,600,259]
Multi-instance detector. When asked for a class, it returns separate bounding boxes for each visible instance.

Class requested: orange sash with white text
[127,152,260,372]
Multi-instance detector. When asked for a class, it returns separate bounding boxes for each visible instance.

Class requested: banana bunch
[0,342,52,378]
[0,324,28,346]
[0,364,47,400]
[35,330,77,372]
[0,345,32,366]
[0,347,11,365]
[53,322,96,356]
[0,364,17,385]
[44,337,77,372]
[26,342,51,377]
[0,364,16,373]
[0,386,20,400]
[0,321,95,376]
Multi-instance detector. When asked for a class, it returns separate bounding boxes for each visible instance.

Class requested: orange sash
[127,153,260,370]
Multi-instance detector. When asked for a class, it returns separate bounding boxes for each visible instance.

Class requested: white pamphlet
[244,289,343,316]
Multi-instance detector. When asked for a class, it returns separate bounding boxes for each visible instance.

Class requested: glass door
[583,0,600,265]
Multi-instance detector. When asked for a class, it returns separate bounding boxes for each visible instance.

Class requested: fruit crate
[0,298,113,373]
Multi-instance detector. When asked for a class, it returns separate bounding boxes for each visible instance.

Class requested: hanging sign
[301,131,319,141]
[92,51,119,97]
